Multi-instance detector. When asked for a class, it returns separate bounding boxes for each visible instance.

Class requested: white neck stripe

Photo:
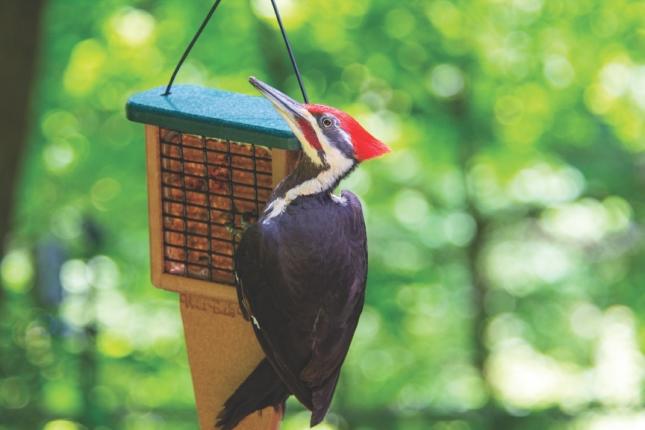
[263,151,353,222]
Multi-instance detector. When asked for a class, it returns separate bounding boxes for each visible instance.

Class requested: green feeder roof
[126,85,301,150]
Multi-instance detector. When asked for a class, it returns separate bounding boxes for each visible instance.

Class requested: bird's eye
[321,117,334,128]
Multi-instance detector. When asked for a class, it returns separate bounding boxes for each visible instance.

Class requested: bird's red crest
[306,104,391,161]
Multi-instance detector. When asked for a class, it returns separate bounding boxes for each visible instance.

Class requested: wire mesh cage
[159,128,273,285]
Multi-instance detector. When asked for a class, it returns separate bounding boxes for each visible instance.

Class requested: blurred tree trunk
[0,1,45,253]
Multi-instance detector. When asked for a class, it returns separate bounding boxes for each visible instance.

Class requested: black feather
[230,189,368,427]
[216,358,289,430]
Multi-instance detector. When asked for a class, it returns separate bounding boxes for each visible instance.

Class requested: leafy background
[2,0,645,429]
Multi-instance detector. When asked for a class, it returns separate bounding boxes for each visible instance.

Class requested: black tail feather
[309,375,339,428]
[216,359,290,430]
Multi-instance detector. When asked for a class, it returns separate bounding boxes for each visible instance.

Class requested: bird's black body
[220,186,367,428]
[216,187,367,429]
[216,76,388,430]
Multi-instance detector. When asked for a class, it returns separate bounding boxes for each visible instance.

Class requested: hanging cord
[269,0,309,103]
[164,0,224,96]
[163,0,309,103]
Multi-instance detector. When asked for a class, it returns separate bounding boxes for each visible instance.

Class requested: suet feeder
[126,85,300,429]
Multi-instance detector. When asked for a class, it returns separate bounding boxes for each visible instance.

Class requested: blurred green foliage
[2,0,645,429]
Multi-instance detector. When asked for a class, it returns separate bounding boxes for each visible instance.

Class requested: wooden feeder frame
[127,84,300,429]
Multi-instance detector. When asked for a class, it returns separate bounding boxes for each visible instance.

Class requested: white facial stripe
[337,127,353,150]
[263,153,354,222]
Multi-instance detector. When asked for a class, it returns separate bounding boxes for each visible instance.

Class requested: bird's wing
[297,191,367,424]
[234,222,317,409]
[234,191,368,420]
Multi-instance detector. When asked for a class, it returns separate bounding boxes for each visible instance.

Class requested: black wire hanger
[163,0,309,104]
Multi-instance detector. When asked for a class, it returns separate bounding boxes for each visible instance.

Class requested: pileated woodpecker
[217,77,390,429]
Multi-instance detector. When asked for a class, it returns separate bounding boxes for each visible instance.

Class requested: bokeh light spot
[0,377,30,409]
[43,420,83,430]
[60,259,92,294]
[393,189,430,229]
[443,212,476,247]
[98,331,133,358]
[91,177,122,210]
[63,39,107,96]
[385,9,416,39]
[111,8,155,46]
[43,141,76,174]
[43,381,82,415]
[0,249,34,293]
[544,55,575,88]
[429,64,465,98]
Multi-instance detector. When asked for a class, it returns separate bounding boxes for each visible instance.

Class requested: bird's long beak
[249,76,309,124]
